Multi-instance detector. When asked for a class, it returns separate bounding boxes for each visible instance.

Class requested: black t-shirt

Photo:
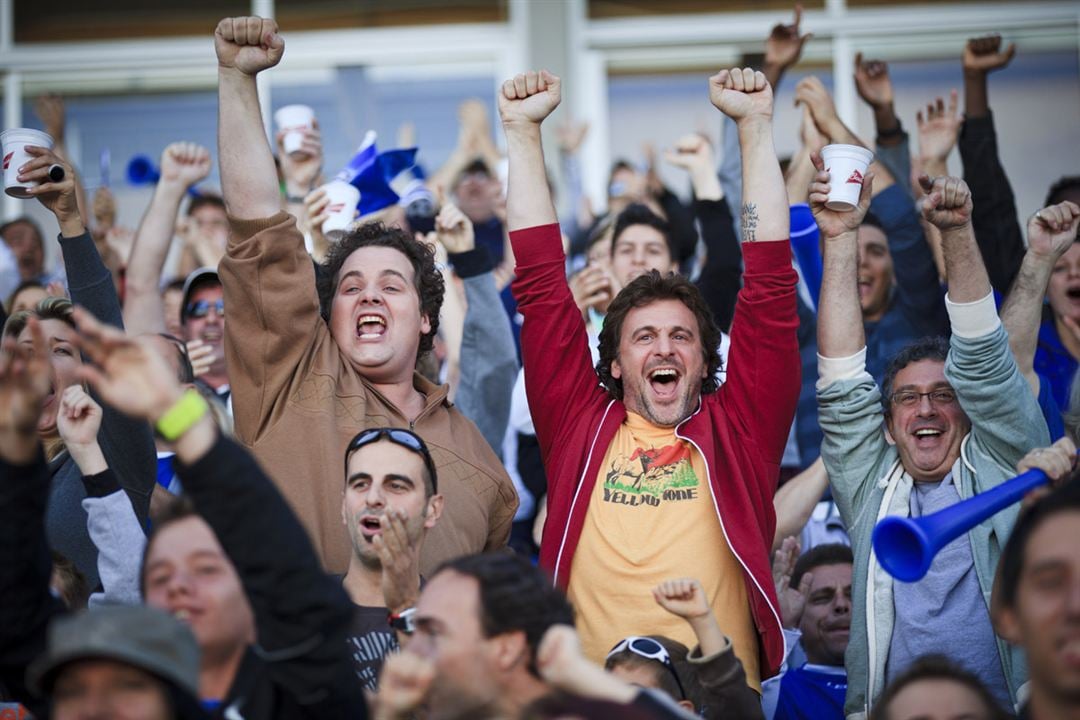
[346,605,399,692]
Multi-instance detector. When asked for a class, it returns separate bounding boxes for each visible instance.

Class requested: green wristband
[154,389,210,442]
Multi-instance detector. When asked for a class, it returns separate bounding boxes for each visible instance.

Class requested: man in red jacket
[501,68,800,692]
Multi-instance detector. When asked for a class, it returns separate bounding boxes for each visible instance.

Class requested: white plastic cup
[1,128,54,198]
[273,105,316,158]
[821,144,874,212]
[320,181,361,240]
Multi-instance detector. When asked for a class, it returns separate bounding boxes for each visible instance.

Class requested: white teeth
[914,429,941,436]
[358,315,386,326]
[651,369,677,379]
[173,609,191,621]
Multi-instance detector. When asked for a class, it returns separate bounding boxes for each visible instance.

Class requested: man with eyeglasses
[339,427,443,692]
[814,167,1051,715]
[180,267,229,401]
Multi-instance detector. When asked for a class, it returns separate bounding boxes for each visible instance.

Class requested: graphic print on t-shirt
[602,439,701,507]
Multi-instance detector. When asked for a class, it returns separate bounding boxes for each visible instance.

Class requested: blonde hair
[4,296,75,338]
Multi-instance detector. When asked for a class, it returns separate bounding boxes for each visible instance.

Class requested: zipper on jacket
[554,399,616,585]
[674,410,785,665]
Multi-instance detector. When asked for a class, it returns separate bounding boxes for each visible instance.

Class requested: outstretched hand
[709,68,773,123]
[1027,201,1080,261]
[916,91,960,164]
[214,16,284,76]
[808,152,874,240]
[71,307,184,423]
[853,53,893,110]
[917,174,972,231]
[498,70,561,128]
[963,34,1016,75]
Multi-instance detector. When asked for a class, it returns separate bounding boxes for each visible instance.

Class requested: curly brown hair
[596,271,721,400]
[317,221,444,355]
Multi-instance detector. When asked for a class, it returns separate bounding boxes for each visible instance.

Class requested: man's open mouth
[356,315,387,340]
[359,515,383,538]
[648,368,681,399]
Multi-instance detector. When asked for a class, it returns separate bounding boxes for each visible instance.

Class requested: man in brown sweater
[213,16,517,573]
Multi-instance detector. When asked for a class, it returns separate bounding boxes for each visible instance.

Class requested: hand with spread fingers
[70,306,183,423]
[916,90,960,173]
[373,509,423,615]
[18,146,81,236]
[917,174,972,232]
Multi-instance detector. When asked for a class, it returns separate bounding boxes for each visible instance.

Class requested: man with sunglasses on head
[180,267,229,403]
[814,168,1068,714]
[340,426,443,691]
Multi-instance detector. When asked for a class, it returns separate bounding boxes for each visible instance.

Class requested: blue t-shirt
[773,664,847,720]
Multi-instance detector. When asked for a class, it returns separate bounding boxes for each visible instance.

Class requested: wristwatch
[388,607,417,635]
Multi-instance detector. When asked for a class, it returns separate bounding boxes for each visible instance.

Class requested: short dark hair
[1045,175,1080,208]
[7,279,45,310]
[50,551,89,610]
[597,271,722,400]
[790,543,854,590]
[861,211,884,233]
[997,478,1080,610]
[317,221,443,356]
[434,552,574,676]
[0,216,44,247]
[611,203,673,259]
[185,193,226,217]
[881,336,951,413]
[869,655,1010,720]
[141,495,199,595]
[604,635,691,704]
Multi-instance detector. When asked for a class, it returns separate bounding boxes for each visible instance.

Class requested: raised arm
[501,71,560,232]
[959,34,1024,296]
[124,143,211,335]
[854,55,912,200]
[72,308,367,716]
[709,69,787,244]
[215,16,284,220]
[1000,202,1080,394]
[920,174,988,303]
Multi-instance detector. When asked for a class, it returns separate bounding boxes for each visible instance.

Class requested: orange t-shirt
[566,411,761,690]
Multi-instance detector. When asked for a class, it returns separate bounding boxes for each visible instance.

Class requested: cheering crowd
[1,7,1079,720]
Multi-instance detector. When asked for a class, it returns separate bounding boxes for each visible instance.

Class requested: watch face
[391,607,417,635]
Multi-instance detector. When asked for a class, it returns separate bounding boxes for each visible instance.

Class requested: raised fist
[1027,201,1080,261]
[434,202,475,255]
[917,175,972,231]
[709,68,773,122]
[160,142,211,188]
[214,16,284,76]
[498,70,561,127]
[963,34,1016,75]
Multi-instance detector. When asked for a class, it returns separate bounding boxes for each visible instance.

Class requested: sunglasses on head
[607,636,687,701]
[344,427,438,493]
[185,298,225,319]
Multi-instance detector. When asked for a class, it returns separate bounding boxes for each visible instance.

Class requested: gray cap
[28,605,201,701]
[180,266,221,324]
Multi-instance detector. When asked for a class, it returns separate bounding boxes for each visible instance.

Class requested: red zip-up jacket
[511,223,800,678]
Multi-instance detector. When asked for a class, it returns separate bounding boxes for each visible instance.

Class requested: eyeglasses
[889,388,957,408]
[607,636,686,700]
[185,299,225,319]
[344,427,438,493]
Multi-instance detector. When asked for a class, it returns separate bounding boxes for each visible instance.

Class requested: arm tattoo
[741,202,759,242]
